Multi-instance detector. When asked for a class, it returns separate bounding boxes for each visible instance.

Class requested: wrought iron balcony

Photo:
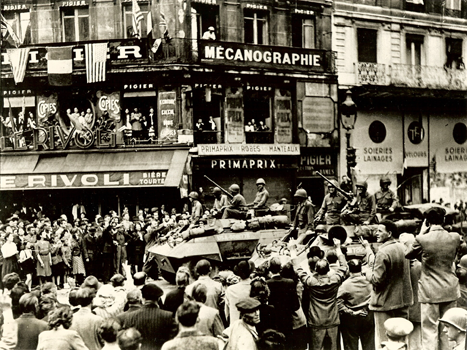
[357,62,388,85]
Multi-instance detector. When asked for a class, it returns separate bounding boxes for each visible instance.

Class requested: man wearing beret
[117,284,177,350]
[406,207,461,350]
[225,297,261,350]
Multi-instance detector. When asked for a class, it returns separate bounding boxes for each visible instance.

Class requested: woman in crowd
[127,221,145,276]
[70,228,86,286]
[51,234,66,289]
[1,233,19,279]
[37,305,89,350]
[18,242,35,291]
[35,230,52,285]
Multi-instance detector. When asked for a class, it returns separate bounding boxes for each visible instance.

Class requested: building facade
[0,0,338,219]
[334,0,467,205]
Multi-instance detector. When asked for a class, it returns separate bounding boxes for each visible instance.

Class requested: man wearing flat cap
[406,207,461,350]
[380,317,413,350]
[225,297,261,350]
[117,283,177,350]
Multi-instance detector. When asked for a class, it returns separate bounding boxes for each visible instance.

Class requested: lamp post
[340,90,357,178]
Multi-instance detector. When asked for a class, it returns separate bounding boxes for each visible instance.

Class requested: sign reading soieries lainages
[198,144,300,155]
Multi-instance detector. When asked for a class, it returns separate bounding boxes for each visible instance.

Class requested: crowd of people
[0,177,466,350]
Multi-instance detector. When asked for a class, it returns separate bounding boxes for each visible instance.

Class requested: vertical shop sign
[37,94,59,127]
[225,87,244,143]
[404,112,428,167]
[274,89,292,143]
[96,91,122,144]
[302,97,334,133]
[158,91,178,142]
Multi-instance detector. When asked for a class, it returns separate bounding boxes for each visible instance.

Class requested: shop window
[357,28,377,63]
[406,34,424,66]
[191,4,218,40]
[446,38,464,69]
[244,91,273,143]
[193,87,222,144]
[123,3,149,38]
[292,16,315,49]
[1,11,31,46]
[62,7,89,42]
[244,10,268,45]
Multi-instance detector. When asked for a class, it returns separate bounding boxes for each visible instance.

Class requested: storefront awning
[0,149,189,190]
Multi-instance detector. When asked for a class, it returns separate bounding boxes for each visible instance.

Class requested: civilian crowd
[0,204,465,350]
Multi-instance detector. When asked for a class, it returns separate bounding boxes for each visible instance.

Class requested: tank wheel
[161,270,176,284]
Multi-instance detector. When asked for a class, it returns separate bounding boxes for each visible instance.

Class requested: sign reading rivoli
[199,41,326,72]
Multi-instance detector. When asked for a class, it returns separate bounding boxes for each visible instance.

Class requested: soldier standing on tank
[341,181,376,225]
[212,187,229,218]
[246,178,269,209]
[375,177,399,215]
[189,191,203,223]
[222,184,247,220]
[292,188,315,244]
[314,179,347,225]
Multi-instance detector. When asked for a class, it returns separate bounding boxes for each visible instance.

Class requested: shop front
[0,149,190,221]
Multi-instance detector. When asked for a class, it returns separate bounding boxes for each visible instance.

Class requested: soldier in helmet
[341,181,376,225]
[291,188,315,244]
[212,187,229,218]
[314,179,347,225]
[189,191,203,223]
[375,177,399,215]
[246,178,269,209]
[439,308,467,350]
[222,184,247,220]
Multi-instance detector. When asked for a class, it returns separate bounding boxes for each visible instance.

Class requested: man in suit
[70,287,104,350]
[190,283,224,337]
[363,220,413,347]
[15,293,48,350]
[118,283,177,350]
[406,207,461,350]
[267,256,300,344]
[186,259,223,310]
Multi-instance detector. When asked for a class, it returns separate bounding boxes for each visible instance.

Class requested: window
[1,11,30,45]
[62,7,89,42]
[244,91,273,143]
[357,28,377,63]
[446,38,464,69]
[123,3,148,38]
[292,17,315,49]
[406,34,424,66]
[191,4,218,40]
[244,11,268,45]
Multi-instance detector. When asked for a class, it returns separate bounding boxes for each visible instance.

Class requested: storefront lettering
[198,143,300,155]
[37,101,57,118]
[246,86,272,91]
[98,95,120,114]
[293,9,314,15]
[194,84,223,89]
[123,84,154,90]
[300,155,331,166]
[445,147,467,161]
[363,147,393,162]
[204,46,321,67]
[3,4,29,10]
[245,3,267,9]
[211,159,276,169]
[405,151,427,158]
[3,89,33,96]
[61,1,87,6]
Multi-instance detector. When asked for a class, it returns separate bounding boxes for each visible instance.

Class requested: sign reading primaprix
[198,144,300,156]
[199,41,326,72]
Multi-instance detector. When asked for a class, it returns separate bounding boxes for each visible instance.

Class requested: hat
[82,276,103,291]
[133,272,147,286]
[236,297,261,313]
[459,255,467,270]
[141,284,164,301]
[208,26,215,31]
[440,307,467,332]
[384,318,414,337]
[126,288,142,303]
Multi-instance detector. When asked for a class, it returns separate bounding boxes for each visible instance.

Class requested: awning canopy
[0,149,189,190]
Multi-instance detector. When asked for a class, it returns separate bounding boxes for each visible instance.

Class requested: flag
[147,11,153,40]
[0,12,20,48]
[85,42,107,83]
[132,0,144,39]
[151,38,162,53]
[21,20,31,45]
[160,12,168,37]
[6,98,17,133]
[406,0,424,4]
[7,47,30,84]
[47,46,73,86]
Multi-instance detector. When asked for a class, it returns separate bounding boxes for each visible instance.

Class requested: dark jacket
[15,313,48,350]
[267,276,300,333]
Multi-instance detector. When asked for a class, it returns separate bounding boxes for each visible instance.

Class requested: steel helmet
[212,187,221,194]
[315,224,327,233]
[328,180,339,188]
[459,255,467,270]
[189,191,199,199]
[294,189,308,198]
[439,308,467,331]
[229,184,240,193]
[355,181,368,189]
[256,178,266,185]
[380,177,391,186]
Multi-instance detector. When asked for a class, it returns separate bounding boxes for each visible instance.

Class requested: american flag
[132,0,144,39]
[0,12,21,48]
[85,43,108,83]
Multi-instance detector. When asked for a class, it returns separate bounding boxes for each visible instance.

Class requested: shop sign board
[198,143,300,155]
[302,97,334,133]
[194,158,296,170]
[1,39,148,71]
[158,91,178,142]
[404,113,428,167]
[199,41,326,72]
[0,171,168,190]
[297,148,337,177]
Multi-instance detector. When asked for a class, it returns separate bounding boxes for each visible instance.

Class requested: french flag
[47,46,73,86]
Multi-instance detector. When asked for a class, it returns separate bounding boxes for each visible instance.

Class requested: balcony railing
[355,61,467,91]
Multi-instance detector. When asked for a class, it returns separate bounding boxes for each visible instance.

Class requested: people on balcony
[202,26,216,40]
[131,108,143,139]
[195,119,204,131]
[208,116,217,131]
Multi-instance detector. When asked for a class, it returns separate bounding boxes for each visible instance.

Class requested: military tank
[148,214,290,283]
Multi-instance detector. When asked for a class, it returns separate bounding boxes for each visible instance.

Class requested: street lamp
[340,90,357,178]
